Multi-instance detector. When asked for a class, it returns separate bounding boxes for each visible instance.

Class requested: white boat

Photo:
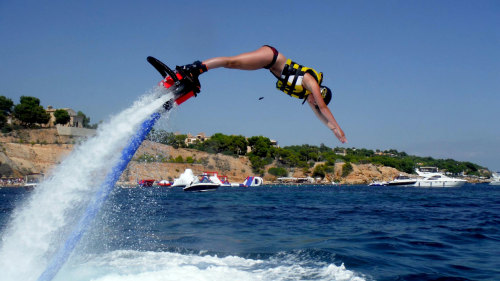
[414,167,467,187]
[23,173,44,189]
[172,169,196,188]
[204,171,232,187]
[183,172,220,192]
[490,172,500,186]
[369,180,387,186]
[384,174,417,187]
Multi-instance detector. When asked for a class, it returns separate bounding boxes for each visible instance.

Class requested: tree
[0,96,14,114]
[248,136,272,158]
[313,164,326,178]
[0,113,7,131]
[228,135,248,155]
[77,111,91,128]
[0,96,14,131]
[342,162,353,177]
[268,167,288,177]
[13,96,50,127]
[54,109,71,125]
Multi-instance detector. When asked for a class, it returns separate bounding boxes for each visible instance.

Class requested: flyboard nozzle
[147,56,201,111]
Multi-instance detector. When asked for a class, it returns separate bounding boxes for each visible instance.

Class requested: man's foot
[179,61,207,78]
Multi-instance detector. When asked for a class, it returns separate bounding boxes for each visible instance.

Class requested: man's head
[320,86,332,105]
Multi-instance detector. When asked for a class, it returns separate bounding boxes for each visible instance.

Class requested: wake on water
[58,250,363,281]
[0,88,364,281]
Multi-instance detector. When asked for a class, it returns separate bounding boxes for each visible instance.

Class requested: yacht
[368,180,387,186]
[384,174,417,187]
[183,172,220,192]
[414,167,466,187]
[490,172,500,186]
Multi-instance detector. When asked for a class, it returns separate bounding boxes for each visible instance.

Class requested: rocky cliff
[0,129,404,185]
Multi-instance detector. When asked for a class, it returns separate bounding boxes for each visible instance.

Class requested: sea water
[0,87,171,281]
[1,184,499,281]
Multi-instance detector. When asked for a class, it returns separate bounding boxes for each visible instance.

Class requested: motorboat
[384,175,416,187]
[23,173,44,189]
[490,172,500,186]
[138,179,155,187]
[369,180,387,186]
[202,171,232,186]
[172,169,196,188]
[414,167,466,187]
[158,180,172,187]
[183,173,220,192]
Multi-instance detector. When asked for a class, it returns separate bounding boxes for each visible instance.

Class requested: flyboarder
[179,45,347,144]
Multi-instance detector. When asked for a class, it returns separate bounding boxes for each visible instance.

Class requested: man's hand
[332,127,347,143]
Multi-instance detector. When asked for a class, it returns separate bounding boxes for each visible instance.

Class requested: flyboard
[36,57,201,281]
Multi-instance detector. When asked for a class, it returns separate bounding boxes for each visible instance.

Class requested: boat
[137,179,155,187]
[384,174,417,187]
[172,169,196,188]
[414,167,467,187]
[158,180,172,187]
[202,171,232,186]
[23,173,44,189]
[368,180,387,186]
[183,173,220,192]
[490,172,500,186]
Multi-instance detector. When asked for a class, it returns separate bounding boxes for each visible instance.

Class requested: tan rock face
[124,141,253,183]
[343,164,401,184]
[0,130,254,184]
[1,129,405,185]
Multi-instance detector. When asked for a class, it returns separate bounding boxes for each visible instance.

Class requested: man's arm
[302,74,347,143]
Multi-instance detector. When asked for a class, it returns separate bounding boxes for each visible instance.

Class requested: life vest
[275,59,323,99]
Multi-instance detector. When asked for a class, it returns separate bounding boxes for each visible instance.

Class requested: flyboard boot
[147,57,207,110]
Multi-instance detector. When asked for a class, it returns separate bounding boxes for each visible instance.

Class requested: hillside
[0,129,405,185]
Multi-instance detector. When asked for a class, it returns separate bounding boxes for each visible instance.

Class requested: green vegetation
[147,130,187,149]
[134,152,205,165]
[146,130,489,178]
[314,163,333,178]
[12,96,50,128]
[192,133,248,156]
[342,162,353,177]
[268,167,288,177]
[0,95,97,131]
[0,96,14,132]
[54,109,70,125]
[77,111,96,128]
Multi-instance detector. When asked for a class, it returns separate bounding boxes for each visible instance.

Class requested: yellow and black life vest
[275,59,323,99]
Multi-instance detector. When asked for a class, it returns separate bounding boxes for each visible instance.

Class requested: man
[180,45,347,143]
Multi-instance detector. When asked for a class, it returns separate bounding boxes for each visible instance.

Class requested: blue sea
[1,184,499,281]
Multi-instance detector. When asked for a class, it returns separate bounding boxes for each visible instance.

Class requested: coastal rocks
[0,142,72,176]
[123,141,253,184]
[1,129,407,185]
[335,162,401,185]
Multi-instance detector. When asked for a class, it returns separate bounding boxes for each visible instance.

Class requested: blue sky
[1,0,499,171]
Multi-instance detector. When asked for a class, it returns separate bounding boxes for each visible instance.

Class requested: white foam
[0,87,172,281]
[172,169,196,187]
[56,250,365,281]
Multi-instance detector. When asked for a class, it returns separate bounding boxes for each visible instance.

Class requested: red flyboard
[147,56,201,109]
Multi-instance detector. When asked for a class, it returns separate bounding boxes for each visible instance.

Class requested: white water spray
[0,88,172,281]
[172,168,196,187]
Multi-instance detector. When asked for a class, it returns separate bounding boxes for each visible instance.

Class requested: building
[270,139,279,148]
[45,106,83,128]
[184,132,210,146]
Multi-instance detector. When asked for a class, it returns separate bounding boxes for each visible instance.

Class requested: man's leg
[203,46,275,70]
